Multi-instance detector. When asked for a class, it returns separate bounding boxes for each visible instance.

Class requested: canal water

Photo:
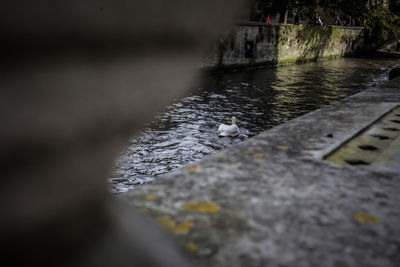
[110,57,400,193]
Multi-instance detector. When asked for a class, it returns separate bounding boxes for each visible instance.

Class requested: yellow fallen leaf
[254,153,264,158]
[156,216,176,229]
[184,242,197,252]
[145,194,157,200]
[277,145,289,150]
[184,165,201,172]
[354,212,379,223]
[179,221,194,228]
[156,216,195,234]
[173,221,194,234]
[184,202,221,212]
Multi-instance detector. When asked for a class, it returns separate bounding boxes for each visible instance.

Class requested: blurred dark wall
[0,1,243,265]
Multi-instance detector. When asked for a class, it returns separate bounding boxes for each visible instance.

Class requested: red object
[267,16,270,23]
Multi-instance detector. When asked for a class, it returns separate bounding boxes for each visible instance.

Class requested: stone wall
[201,23,365,69]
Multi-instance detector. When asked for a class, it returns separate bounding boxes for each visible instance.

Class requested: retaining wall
[201,23,365,69]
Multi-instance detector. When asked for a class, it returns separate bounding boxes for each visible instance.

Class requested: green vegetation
[320,0,400,45]
[251,0,400,47]
[390,0,400,15]
[253,0,316,23]
[364,5,400,45]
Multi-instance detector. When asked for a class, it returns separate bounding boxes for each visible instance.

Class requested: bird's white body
[218,116,240,137]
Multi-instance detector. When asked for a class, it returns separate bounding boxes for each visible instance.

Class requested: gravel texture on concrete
[120,78,400,267]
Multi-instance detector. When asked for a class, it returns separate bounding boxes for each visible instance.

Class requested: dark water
[110,57,400,193]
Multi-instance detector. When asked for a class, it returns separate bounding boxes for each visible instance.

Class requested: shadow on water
[110,57,400,193]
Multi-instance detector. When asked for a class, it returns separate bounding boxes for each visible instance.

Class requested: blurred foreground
[0,0,242,265]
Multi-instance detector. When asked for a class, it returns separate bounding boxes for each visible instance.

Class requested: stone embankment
[200,23,365,70]
[378,39,400,58]
[121,77,400,267]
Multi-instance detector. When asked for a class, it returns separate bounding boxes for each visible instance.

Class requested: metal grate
[325,106,400,166]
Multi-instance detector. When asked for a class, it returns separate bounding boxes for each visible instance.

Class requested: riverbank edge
[199,53,349,73]
[199,23,365,72]
[120,76,400,267]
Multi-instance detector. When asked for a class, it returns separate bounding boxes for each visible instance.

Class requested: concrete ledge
[120,78,400,267]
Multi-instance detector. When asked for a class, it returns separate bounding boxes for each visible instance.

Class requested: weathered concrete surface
[201,24,365,69]
[121,78,400,267]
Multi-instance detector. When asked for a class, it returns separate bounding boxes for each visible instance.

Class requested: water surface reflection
[111,57,400,192]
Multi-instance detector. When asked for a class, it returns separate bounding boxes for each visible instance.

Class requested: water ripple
[111,57,400,193]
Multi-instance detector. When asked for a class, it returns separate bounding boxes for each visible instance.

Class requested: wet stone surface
[120,78,400,267]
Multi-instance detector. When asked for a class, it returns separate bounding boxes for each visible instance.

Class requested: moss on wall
[200,24,365,70]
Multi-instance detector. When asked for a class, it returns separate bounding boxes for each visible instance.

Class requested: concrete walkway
[120,77,400,267]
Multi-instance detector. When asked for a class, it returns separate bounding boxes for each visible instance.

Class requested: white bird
[218,116,240,137]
